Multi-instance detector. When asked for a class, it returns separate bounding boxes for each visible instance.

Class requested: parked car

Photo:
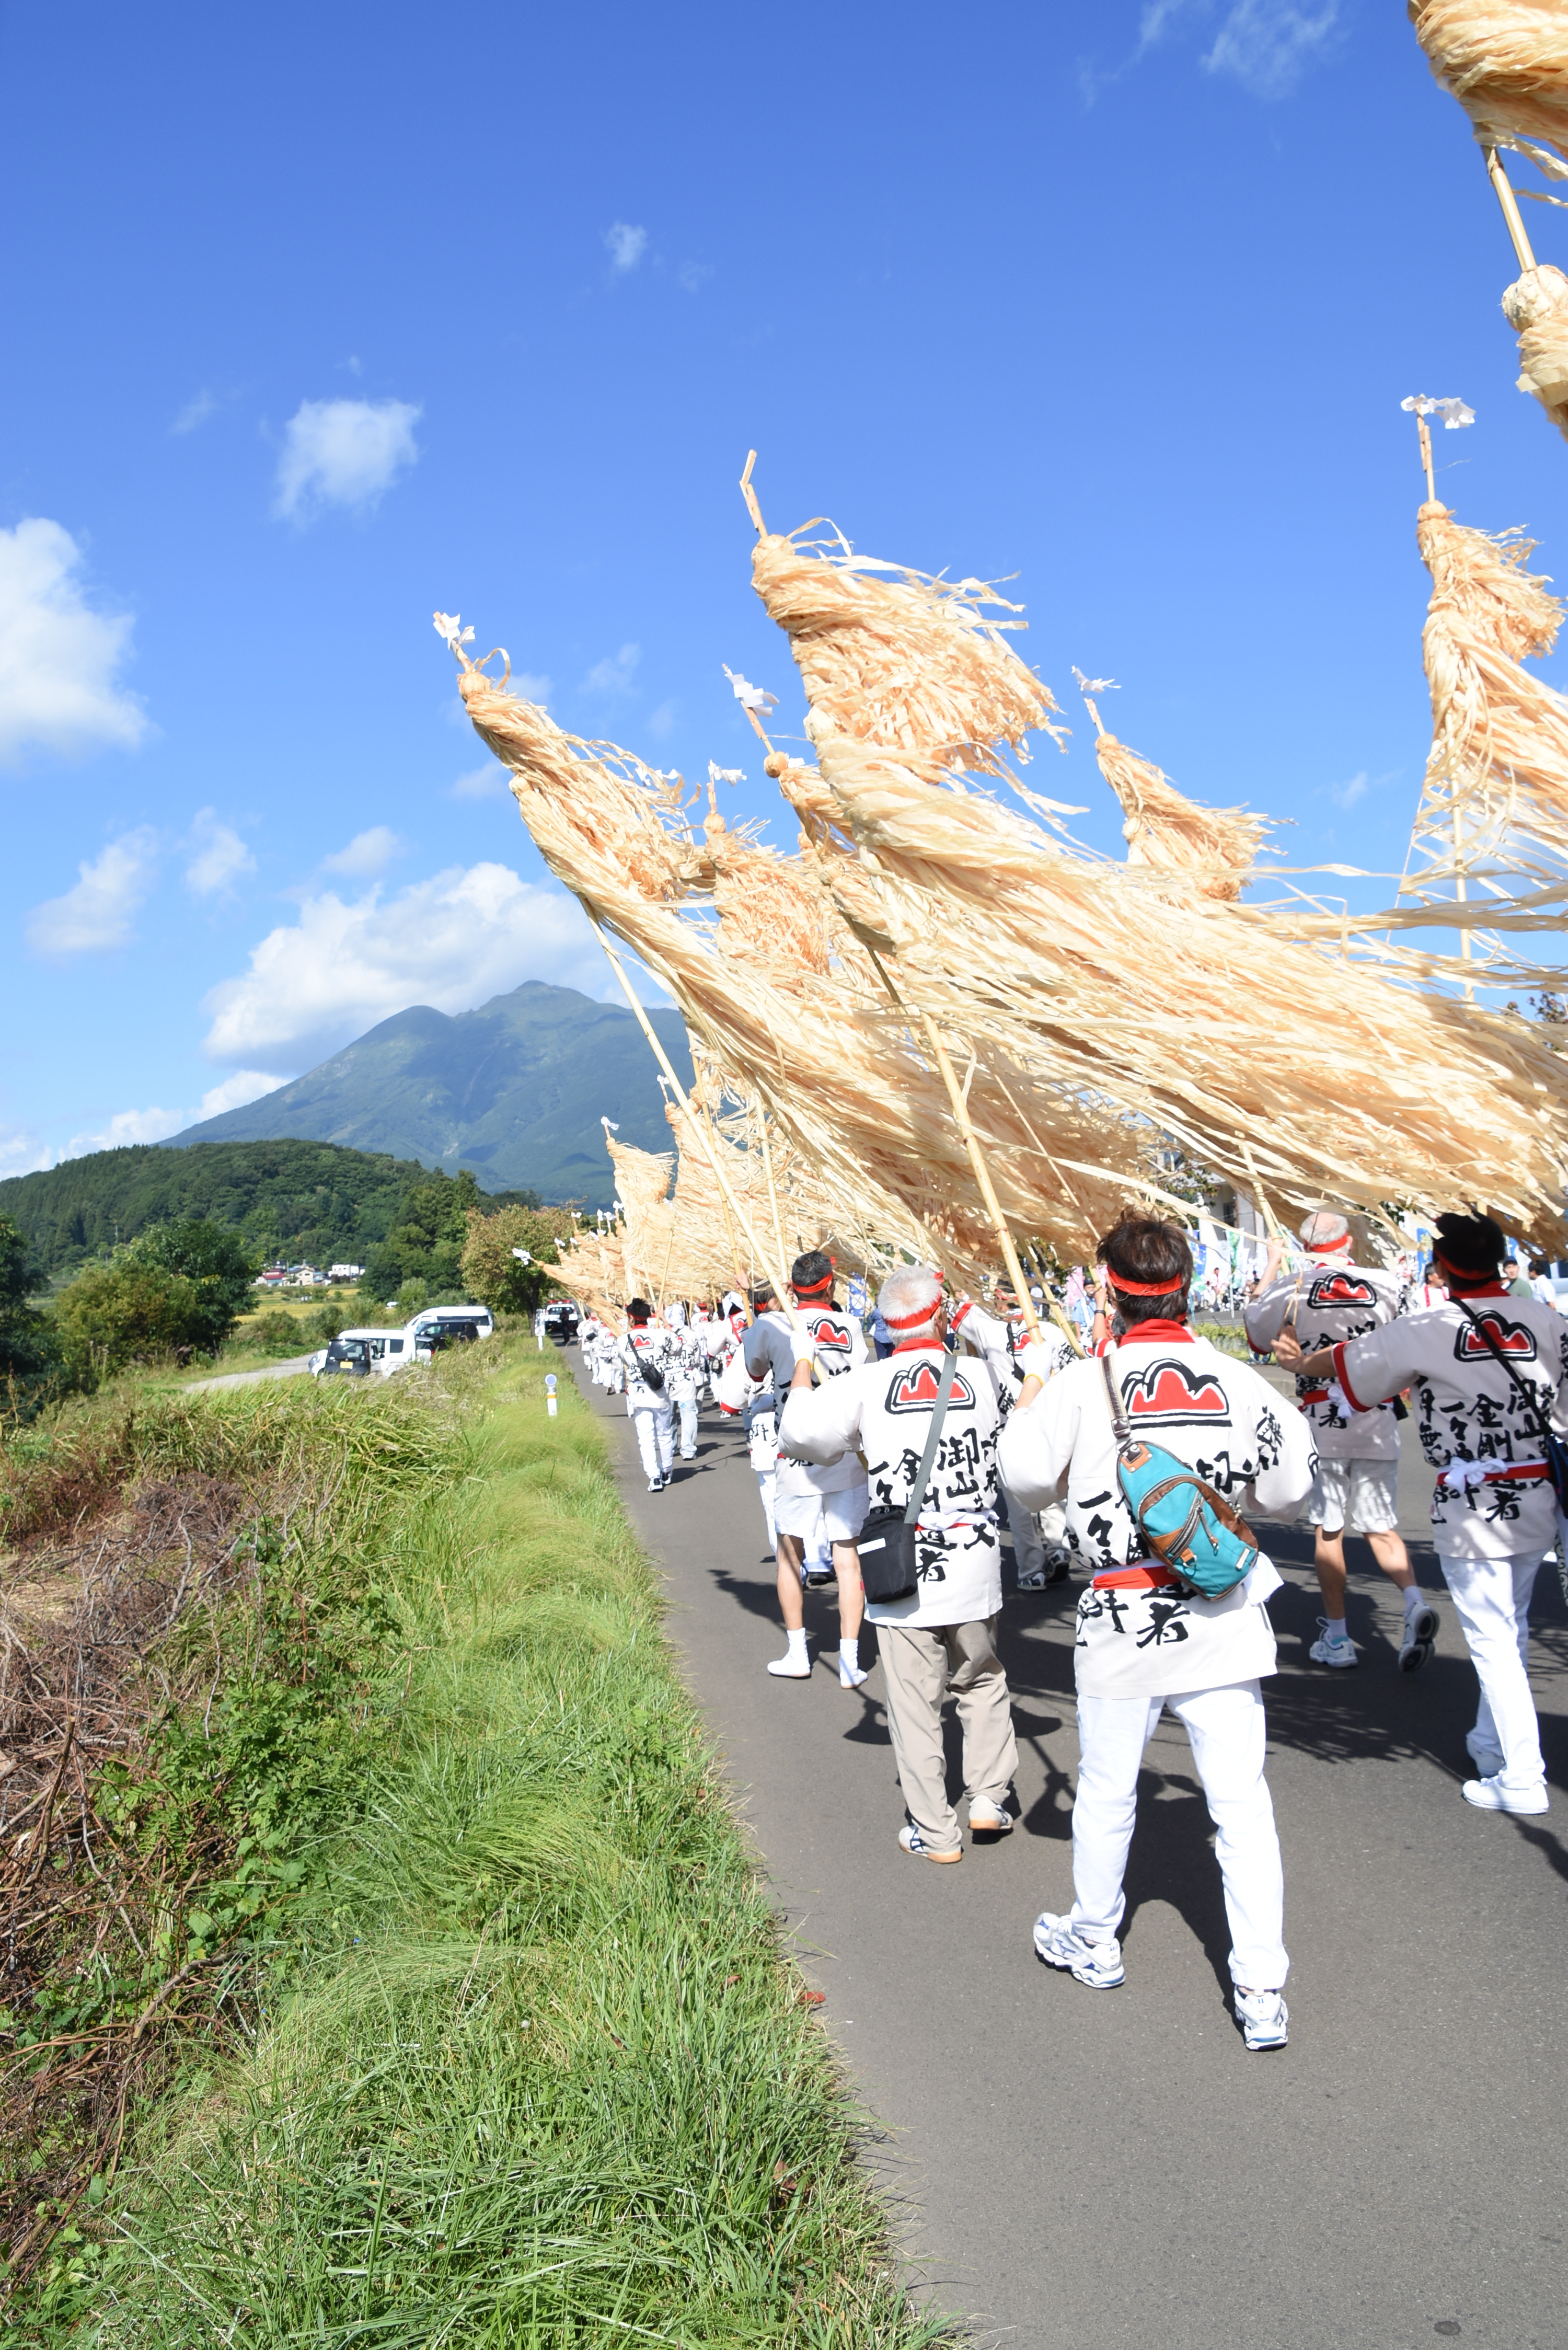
[309,1329,413,1379]
[543,1301,579,1338]
[405,1305,496,1360]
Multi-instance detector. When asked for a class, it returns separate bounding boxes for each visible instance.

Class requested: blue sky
[3,0,1565,1176]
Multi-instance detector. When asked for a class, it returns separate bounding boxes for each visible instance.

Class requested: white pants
[629,1401,674,1481]
[1437,1547,1548,1788]
[756,1468,777,1551]
[676,1396,698,1457]
[1001,1475,1044,1578]
[1071,1681,1287,1989]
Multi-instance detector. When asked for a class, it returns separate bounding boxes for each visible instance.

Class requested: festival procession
[430,6,1568,2068]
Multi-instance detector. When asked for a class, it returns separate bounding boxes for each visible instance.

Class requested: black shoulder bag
[1451,1296,1568,1511]
[628,1335,665,1393]
[855,1349,958,1603]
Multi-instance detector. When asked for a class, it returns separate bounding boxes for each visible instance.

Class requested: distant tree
[53,1261,209,1377]
[460,1205,569,1314]
[121,1218,261,1352]
[0,1212,65,1416]
[246,1308,307,1355]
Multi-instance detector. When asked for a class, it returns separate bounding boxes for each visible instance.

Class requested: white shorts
[774,1483,868,1545]
[1307,1456,1399,1537]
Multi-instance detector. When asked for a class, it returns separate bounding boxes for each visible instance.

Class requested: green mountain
[169,981,691,1205]
[0,1139,476,1280]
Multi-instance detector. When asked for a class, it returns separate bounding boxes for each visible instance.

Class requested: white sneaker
[1309,1619,1357,1668]
[1016,1567,1048,1591]
[1235,1988,1289,2050]
[967,1800,1013,1837]
[1461,1773,1549,1815]
[1465,1729,1505,1777]
[1032,1913,1125,1987]
[1399,1600,1439,1672]
[898,1821,961,1863]
[647,1476,664,1493]
[766,1649,812,1679]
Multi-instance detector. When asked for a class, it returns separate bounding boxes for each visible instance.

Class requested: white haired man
[1245,1211,1438,1672]
[779,1264,1017,1860]
[999,1214,1316,2049]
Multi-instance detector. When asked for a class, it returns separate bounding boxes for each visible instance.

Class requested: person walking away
[1000,1213,1315,2048]
[1245,1211,1438,1672]
[745,1253,869,1686]
[1277,1210,1567,1815]
[952,1282,1074,1587]
[781,1264,1017,1858]
[665,1317,705,1460]
[746,1384,781,1554]
[618,1298,676,1492]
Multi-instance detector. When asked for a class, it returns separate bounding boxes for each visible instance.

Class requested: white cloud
[171,388,218,435]
[1328,770,1369,811]
[0,1126,50,1178]
[647,699,677,740]
[321,825,404,878]
[274,397,422,523]
[59,1070,281,1162]
[583,642,641,695]
[1203,1,1339,97]
[678,261,713,294]
[185,808,256,896]
[604,222,648,273]
[27,828,160,957]
[0,519,148,767]
[448,761,514,800]
[201,862,603,1070]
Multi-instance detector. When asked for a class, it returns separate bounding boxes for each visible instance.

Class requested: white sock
[839,1636,859,1668]
[1326,1617,1347,1642]
[785,1628,808,1661]
[1403,1585,1425,1617]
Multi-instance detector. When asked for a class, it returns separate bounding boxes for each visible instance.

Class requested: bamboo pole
[756,1103,791,1292]
[1483,144,1537,273]
[591,922,799,1323]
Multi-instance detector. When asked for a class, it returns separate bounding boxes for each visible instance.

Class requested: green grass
[44,1343,943,2348]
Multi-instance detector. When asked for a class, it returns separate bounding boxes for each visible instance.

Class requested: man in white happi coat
[1245,1211,1438,1673]
[780,1263,1017,1858]
[1000,1214,1315,2050]
[1277,1209,1567,1816]
[746,1253,869,1687]
[617,1297,676,1492]
[663,1318,706,1460]
[952,1282,1074,1588]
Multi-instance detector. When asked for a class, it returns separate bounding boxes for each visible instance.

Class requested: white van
[309,1328,412,1380]
[404,1305,495,1361]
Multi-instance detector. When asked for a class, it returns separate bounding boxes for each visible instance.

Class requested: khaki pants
[878,1616,1019,1854]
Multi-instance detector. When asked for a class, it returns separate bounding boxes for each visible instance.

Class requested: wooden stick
[693,1057,751,1312]
[591,923,797,1321]
[1416,410,1437,505]
[756,1104,791,1292]
[740,449,766,538]
[1484,145,1537,273]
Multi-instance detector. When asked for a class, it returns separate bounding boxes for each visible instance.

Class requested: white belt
[1439,1458,1549,1493]
[915,1508,999,1532]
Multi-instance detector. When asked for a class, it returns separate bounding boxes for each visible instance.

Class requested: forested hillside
[0,1140,537,1280]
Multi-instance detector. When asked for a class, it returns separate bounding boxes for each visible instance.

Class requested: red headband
[791,1275,834,1299]
[1309,1231,1352,1254]
[1105,1272,1186,1296]
[883,1292,944,1330]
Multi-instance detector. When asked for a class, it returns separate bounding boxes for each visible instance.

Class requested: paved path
[566,1343,1568,2350]
[185,1354,315,1393]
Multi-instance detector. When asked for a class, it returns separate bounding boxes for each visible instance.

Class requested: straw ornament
[1073,675,1269,901]
[1411,1,1568,168]
[1502,264,1568,440]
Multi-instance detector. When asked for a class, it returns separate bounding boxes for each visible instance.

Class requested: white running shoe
[1235,1988,1289,2051]
[1015,1567,1048,1591]
[967,1800,1013,1837]
[766,1649,812,1679]
[1461,1773,1549,1815]
[1399,1601,1439,1672]
[898,1821,961,1863]
[1309,1619,1358,1668]
[1032,1913,1125,1987]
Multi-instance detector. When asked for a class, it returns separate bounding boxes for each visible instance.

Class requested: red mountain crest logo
[1122,1358,1231,1424]
[1455,1313,1537,1364]
[1307,1273,1378,1310]
[887,1360,976,1413]
[812,1316,856,1353]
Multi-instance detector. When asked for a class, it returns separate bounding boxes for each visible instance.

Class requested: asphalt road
[565,1341,1568,2350]
[185,1354,315,1392]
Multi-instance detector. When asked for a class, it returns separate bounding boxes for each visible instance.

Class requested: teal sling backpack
[1101,1344,1258,1598]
